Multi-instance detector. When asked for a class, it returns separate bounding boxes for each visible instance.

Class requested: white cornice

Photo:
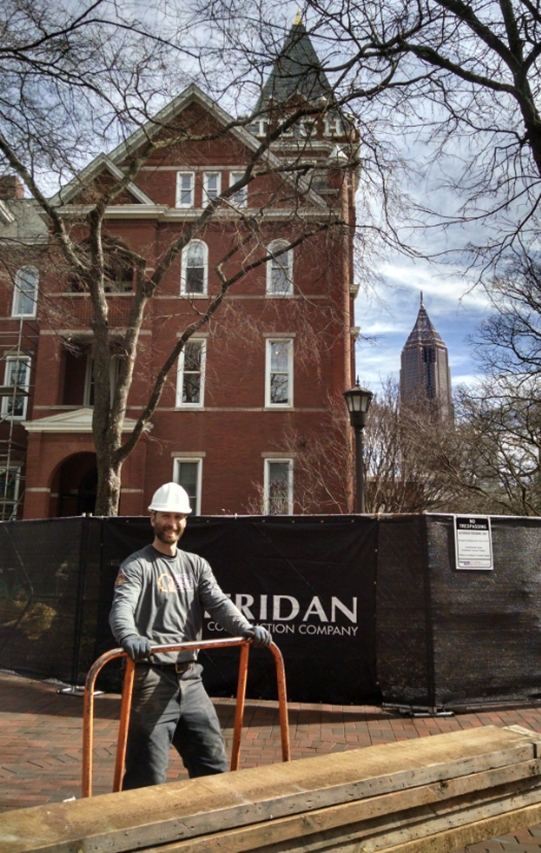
[23,406,153,434]
[56,203,169,219]
[55,205,338,222]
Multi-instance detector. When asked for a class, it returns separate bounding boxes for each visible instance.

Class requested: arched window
[181,240,208,295]
[12,266,38,317]
[266,241,293,295]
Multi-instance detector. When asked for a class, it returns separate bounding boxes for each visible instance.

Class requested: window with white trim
[0,466,21,520]
[264,459,293,515]
[1,356,30,419]
[173,458,202,515]
[203,172,221,203]
[181,240,208,295]
[229,172,247,208]
[176,340,206,406]
[176,171,195,208]
[12,266,38,317]
[266,339,293,407]
[266,241,293,295]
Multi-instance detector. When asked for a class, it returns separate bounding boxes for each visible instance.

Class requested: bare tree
[451,378,541,515]
[0,3,359,515]
[362,379,465,513]
[245,393,354,514]
[196,0,541,277]
[473,250,541,377]
[246,379,490,515]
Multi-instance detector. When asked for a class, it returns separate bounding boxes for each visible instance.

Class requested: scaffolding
[0,315,39,519]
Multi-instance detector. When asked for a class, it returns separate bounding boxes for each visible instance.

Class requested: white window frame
[266,241,293,296]
[264,458,293,515]
[1,356,30,420]
[0,465,21,520]
[173,457,203,515]
[265,338,293,408]
[12,265,38,317]
[176,171,195,208]
[176,339,206,407]
[229,172,248,208]
[203,172,221,203]
[181,240,208,296]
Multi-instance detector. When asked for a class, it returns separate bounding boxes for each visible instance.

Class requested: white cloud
[355,254,492,391]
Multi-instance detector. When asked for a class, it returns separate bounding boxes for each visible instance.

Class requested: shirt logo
[173,573,194,591]
[157,572,195,593]
[115,571,127,587]
[157,574,177,594]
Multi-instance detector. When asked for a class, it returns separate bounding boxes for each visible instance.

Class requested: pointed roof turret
[403,292,445,349]
[255,19,333,111]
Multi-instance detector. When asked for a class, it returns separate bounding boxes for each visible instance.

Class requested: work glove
[246,626,272,648]
[122,634,152,661]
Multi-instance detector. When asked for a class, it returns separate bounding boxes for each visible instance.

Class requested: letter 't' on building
[400,293,454,422]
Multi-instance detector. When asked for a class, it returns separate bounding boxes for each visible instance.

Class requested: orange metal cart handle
[82,637,289,798]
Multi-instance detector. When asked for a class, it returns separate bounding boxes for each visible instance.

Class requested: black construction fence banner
[2,513,541,707]
[0,515,378,705]
[101,516,379,704]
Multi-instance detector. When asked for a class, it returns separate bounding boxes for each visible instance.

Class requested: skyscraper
[400,293,454,422]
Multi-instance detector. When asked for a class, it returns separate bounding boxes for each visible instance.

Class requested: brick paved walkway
[2,672,541,851]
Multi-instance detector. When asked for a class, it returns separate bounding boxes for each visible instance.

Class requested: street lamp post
[343,382,373,513]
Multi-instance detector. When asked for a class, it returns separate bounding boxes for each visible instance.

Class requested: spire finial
[293,9,302,25]
[420,290,424,307]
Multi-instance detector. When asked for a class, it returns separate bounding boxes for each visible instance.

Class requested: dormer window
[229,172,247,208]
[203,172,221,203]
[176,172,195,208]
[250,118,269,137]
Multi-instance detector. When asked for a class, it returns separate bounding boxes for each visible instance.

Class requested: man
[109,482,271,789]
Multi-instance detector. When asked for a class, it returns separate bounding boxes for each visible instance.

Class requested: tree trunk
[94,453,122,516]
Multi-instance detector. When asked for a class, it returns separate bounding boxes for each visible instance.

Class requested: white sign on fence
[454,516,493,570]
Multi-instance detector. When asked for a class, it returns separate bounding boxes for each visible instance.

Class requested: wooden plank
[0,726,539,853]
[139,762,541,853]
[144,782,541,853]
[359,788,541,853]
[376,801,541,853]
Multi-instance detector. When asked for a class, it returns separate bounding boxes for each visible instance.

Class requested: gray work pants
[123,663,228,789]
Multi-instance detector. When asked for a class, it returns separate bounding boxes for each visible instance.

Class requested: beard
[154,520,184,545]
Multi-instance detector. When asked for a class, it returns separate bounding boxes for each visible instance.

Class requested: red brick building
[0,21,359,519]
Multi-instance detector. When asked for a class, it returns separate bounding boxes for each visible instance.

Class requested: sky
[354,254,492,394]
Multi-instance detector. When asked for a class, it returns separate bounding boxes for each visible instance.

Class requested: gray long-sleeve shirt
[109,544,253,663]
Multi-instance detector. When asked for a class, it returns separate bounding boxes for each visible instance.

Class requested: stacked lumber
[2,725,541,853]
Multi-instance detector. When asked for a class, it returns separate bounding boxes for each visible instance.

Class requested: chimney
[0,175,24,200]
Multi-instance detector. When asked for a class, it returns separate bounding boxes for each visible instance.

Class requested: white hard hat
[148,482,192,514]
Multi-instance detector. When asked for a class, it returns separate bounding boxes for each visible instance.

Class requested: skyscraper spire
[400,297,454,422]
